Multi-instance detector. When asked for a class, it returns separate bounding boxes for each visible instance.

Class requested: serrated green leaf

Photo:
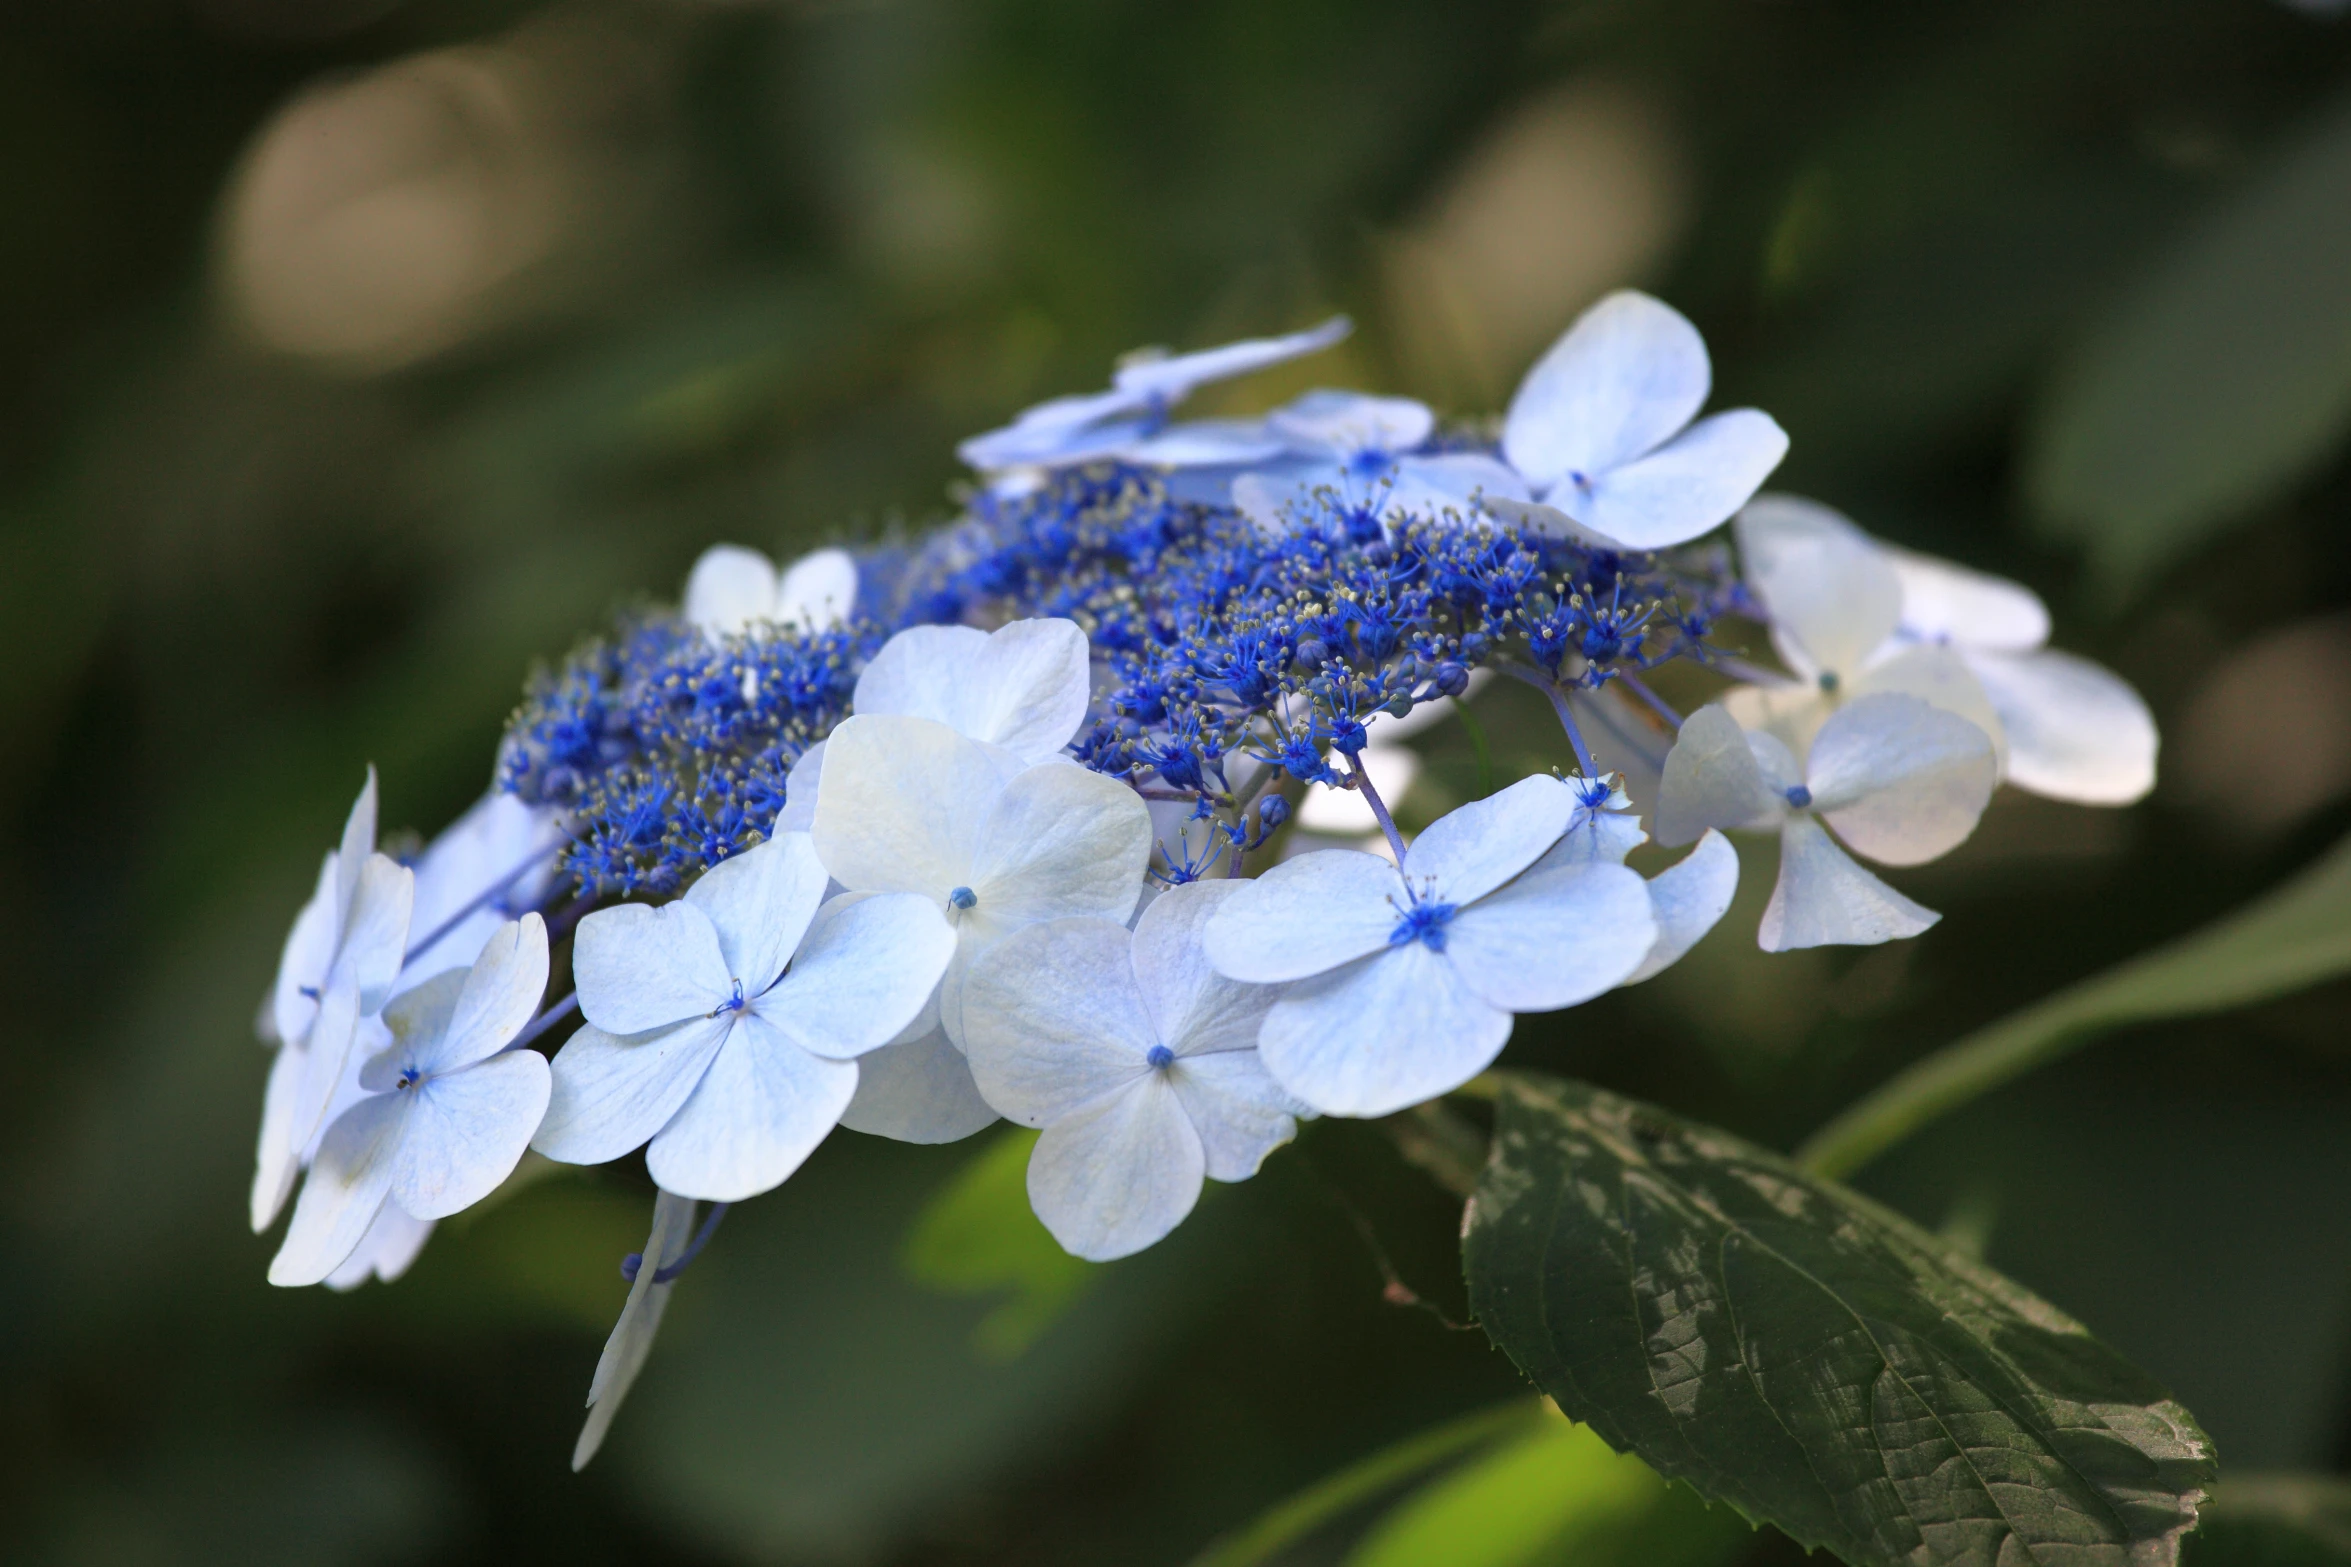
[1798,828,2351,1179]
[2186,1475,2351,1567]
[902,1126,1098,1358]
[2025,88,2351,602]
[1346,1407,1751,1567]
[1465,1073,2217,1567]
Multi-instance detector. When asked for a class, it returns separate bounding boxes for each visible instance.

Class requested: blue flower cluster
[502,460,1742,897]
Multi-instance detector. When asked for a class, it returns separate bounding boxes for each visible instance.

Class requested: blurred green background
[7,1,2351,1562]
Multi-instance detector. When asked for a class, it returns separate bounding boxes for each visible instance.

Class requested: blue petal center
[1146,1044,1175,1070]
[1389,900,1459,952]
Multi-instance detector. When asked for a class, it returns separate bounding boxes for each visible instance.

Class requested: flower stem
[1618,672,1684,731]
[1347,753,1410,863]
[507,991,579,1053]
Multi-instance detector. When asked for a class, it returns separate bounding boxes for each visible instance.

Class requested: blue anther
[1785,784,1814,809]
[706,977,747,1019]
[1388,900,1459,952]
[1817,671,1840,693]
[948,886,977,911]
[396,1065,422,1091]
[298,985,320,1001]
[1146,1045,1175,1069]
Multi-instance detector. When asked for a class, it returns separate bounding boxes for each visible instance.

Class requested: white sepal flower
[957,318,1351,473]
[535,833,954,1201]
[811,714,1154,1049]
[254,769,417,1233]
[1738,494,2158,804]
[963,881,1300,1261]
[683,544,858,637]
[1204,775,1658,1117]
[269,915,553,1286]
[838,1019,1003,1144]
[1655,698,1995,951]
[573,1187,698,1471]
[1726,497,2004,765]
[1481,292,1788,551]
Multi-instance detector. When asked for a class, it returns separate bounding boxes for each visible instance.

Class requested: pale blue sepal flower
[1523,774,1738,987]
[1483,291,1788,551]
[1656,698,1995,952]
[254,768,417,1233]
[963,881,1299,1261]
[270,916,553,1286]
[683,544,858,638]
[536,833,955,1201]
[956,317,1350,472]
[811,714,1153,1050]
[837,1022,1001,1144]
[1203,775,1657,1117]
[573,1186,697,1471]
[323,1200,434,1292]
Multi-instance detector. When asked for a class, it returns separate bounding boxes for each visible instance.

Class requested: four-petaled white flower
[1479,291,1789,552]
[778,617,1098,1143]
[964,881,1304,1261]
[535,832,955,1200]
[1656,697,1996,951]
[683,544,859,638]
[1204,775,1660,1117]
[957,317,1351,476]
[1738,494,2158,804]
[270,915,553,1286]
[573,1186,698,1471]
[812,712,1155,1054]
[1723,496,2005,766]
[1230,390,1525,538]
[254,768,416,1233]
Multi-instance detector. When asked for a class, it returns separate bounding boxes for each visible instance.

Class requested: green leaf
[1465,1073,2217,1567]
[1797,828,2351,1180]
[2187,1475,2351,1566]
[901,1125,1099,1358]
[2025,88,2351,602]
[1188,1401,1547,1567]
[1345,1409,1751,1567]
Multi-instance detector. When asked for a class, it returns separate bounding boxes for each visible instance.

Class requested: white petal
[683,544,781,636]
[812,714,1020,895]
[1131,880,1279,1055]
[1115,418,1290,467]
[1735,502,1902,681]
[333,766,379,926]
[837,1026,1000,1144]
[271,853,338,1048]
[1166,1050,1300,1180]
[1257,943,1512,1118]
[644,1015,856,1201]
[775,547,858,629]
[1202,850,1405,984]
[757,892,956,1060]
[1886,546,2050,651]
[1530,808,1648,870]
[773,739,824,835]
[1621,830,1740,985]
[324,1200,433,1292]
[1231,469,1301,536]
[1655,705,1786,845]
[335,854,414,1013]
[287,978,369,1167]
[1025,1076,1205,1261]
[250,1040,307,1232]
[1852,642,2007,769]
[962,918,1157,1123]
[420,915,548,1075]
[400,793,565,983]
[574,1187,698,1471]
[857,620,1091,762]
[1390,452,1531,509]
[370,971,464,1090]
[1808,694,1997,866]
[534,1017,731,1166]
[1558,409,1790,552]
[1502,291,1711,486]
[1444,861,1656,1011]
[685,833,828,995]
[1403,773,1576,905]
[967,762,1153,926]
[394,1051,552,1220]
[269,1093,405,1287]
[1110,316,1351,401]
[1297,745,1420,835]
[1761,815,1939,951]
[1965,648,2158,806]
[573,898,732,1034]
[1477,495,1581,539]
[958,386,1150,470]
[1719,679,1829,761]
[1267,390,1435,457]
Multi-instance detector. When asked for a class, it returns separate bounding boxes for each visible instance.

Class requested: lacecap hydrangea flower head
[247,289,2157,1462]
